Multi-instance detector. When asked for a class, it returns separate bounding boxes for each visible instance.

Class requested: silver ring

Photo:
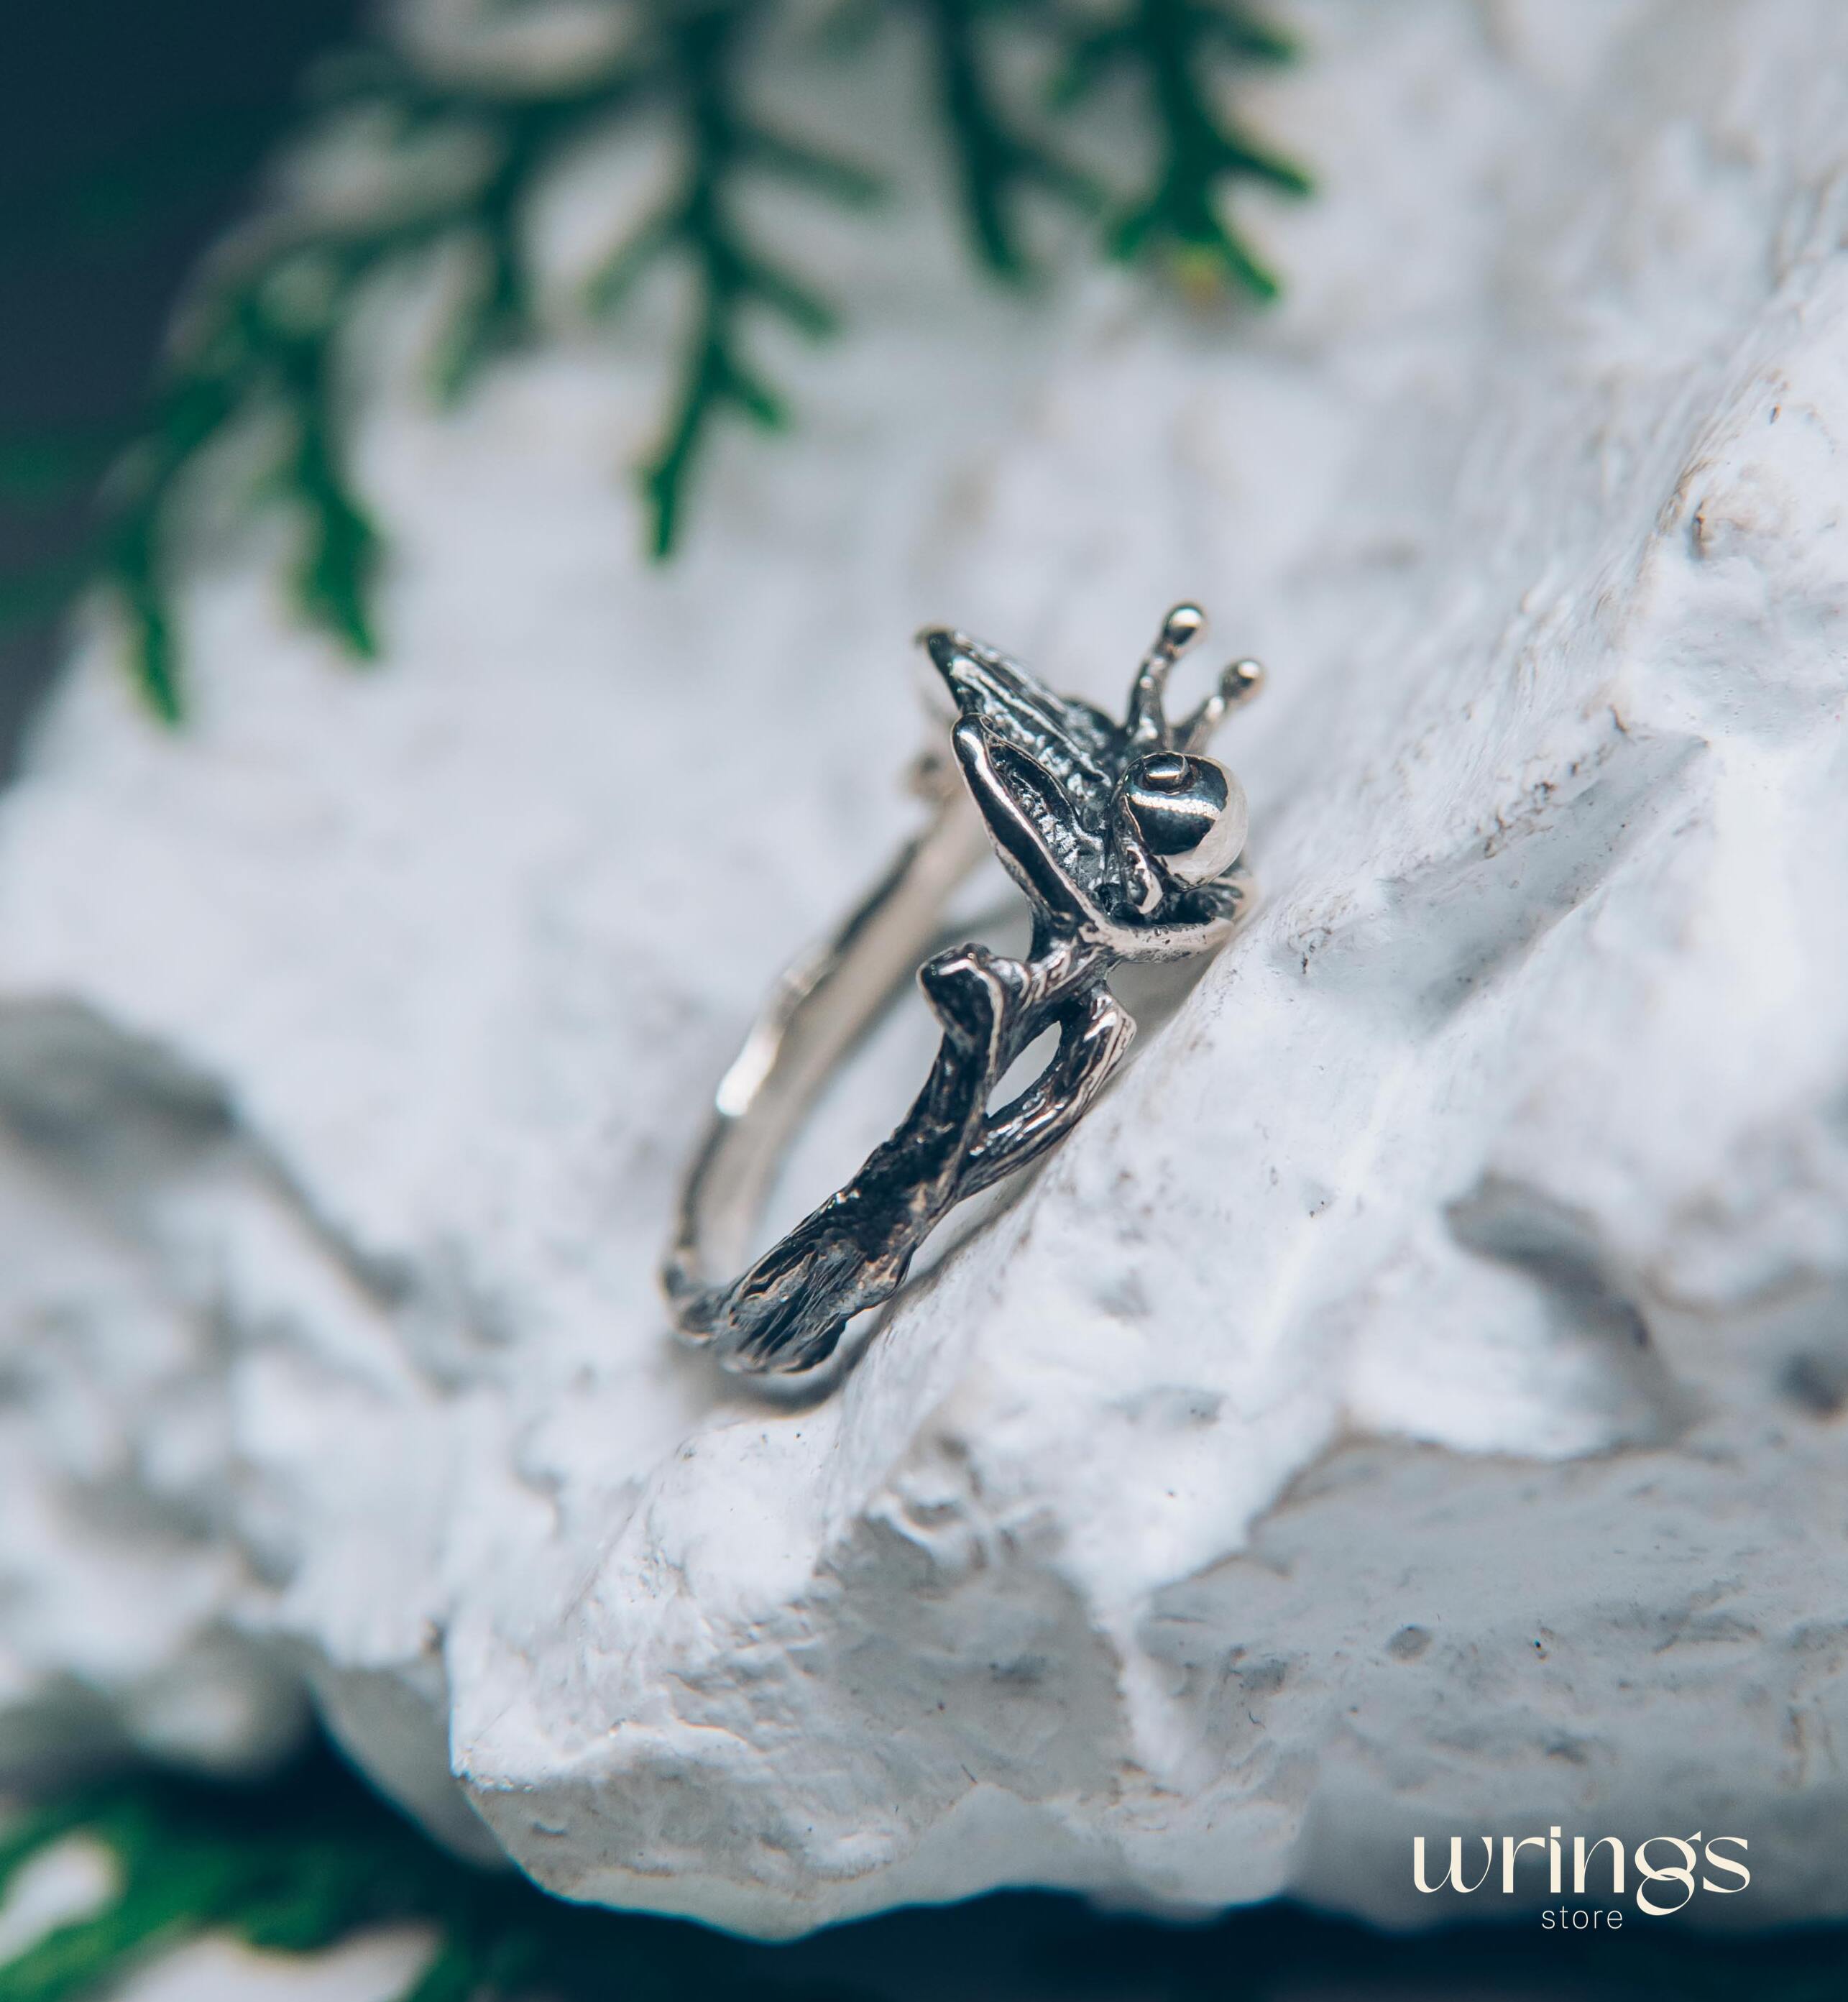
[661,605,1264,1377]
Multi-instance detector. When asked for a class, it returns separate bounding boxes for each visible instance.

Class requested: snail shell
[1118,750,1249,887]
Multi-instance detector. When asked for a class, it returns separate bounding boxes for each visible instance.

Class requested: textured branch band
[663,604,1263,1375]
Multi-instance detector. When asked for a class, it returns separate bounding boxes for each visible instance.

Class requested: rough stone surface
[4,0,1848,1938]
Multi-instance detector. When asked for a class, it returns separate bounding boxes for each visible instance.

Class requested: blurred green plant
[0,1740,850,2002]
[0,0,1307,721]
[5,1735,1848,2002]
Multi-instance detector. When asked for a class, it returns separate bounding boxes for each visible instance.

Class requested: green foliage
[909,0,1099,278]
[0,0,1309,721]
[6,1737,1848,2002]
[0,1743,838,2002]
[1059,0,1309,295]
[589,0,885,556]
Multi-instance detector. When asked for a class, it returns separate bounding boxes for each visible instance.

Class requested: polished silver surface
[663,606,1264,1377]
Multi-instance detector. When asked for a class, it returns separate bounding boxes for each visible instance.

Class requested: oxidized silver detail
[663,605,1264,1376]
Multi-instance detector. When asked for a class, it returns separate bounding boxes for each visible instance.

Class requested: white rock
[3,0,1848,1939]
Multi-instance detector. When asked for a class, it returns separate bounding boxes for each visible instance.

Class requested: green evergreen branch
[86,262,391,716]
[0,0,1309,724]
[4,41,656,720]
[0,1741,860,2002]
[589,1,880,556]
[6,1736,1848,2002]
[738,124,885,205]
[1054,0,1307,295]
[429,156,538,402]
[912,0,1098,278]
[419,63,658,400]
[289,364,383,659]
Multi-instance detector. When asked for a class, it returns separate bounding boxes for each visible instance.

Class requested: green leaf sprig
[0,0,1308,720]
[6,1735,1848,2002]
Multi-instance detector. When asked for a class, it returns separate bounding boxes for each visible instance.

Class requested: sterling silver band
[662,606,1263,1377]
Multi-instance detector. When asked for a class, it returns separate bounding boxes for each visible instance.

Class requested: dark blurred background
[0,0,365,771]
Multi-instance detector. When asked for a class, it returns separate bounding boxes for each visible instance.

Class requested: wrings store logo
[1414,1829,1750,1919]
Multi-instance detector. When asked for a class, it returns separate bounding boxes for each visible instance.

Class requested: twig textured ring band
[662,605,1264,1376]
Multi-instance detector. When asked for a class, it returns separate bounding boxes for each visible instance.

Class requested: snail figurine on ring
[662,604,1264,1378]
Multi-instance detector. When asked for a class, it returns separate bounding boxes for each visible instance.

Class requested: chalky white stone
[4,0,1848,1939]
